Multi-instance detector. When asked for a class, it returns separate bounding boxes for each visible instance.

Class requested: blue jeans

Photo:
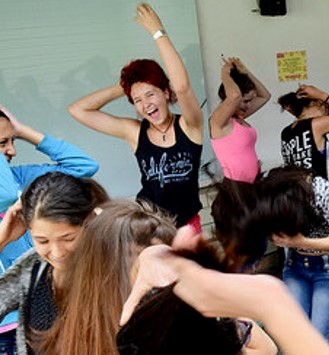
[283,250,329,341]
[0,330,17,355]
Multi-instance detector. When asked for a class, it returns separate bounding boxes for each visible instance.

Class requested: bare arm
[273,233,329,252]
[234,58,271,117]
[68,84,140,149]
[156,252,329,355]
[209,58,242,138]
[209,57,270,138]
[312,116,329,149]
[297,85,328,102]
[135,3,203,143]
[121,229,329,355]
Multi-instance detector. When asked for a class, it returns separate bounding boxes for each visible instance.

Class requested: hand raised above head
[135,3,164,36]
[296,85,327,101]
[230,57,248,74]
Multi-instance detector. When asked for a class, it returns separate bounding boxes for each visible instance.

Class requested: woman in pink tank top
[209,57,271,183]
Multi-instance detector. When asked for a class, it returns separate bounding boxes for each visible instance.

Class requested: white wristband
[153,29,167,40]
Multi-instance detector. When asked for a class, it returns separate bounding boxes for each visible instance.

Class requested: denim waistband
[287,249,329,271]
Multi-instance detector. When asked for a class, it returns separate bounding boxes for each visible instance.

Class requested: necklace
[150,114,174,142]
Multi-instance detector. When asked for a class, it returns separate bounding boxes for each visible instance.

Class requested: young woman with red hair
[68,3,204,232]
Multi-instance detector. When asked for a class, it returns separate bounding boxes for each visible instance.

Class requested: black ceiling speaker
[258,0,287,16]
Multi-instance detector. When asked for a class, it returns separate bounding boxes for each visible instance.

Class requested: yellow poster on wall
[277,51,307,82]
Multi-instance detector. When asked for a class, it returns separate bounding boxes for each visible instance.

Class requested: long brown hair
[34,199,176,355]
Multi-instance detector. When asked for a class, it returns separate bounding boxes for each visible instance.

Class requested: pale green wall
[2,0,209,197]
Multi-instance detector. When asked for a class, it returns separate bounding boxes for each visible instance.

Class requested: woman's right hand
[135,3,164,36]
[120,226,200,325]
[0,200,26,252]
[120,244,177,325]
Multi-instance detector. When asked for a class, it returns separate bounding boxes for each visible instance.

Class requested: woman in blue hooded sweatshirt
[0,105,99,355]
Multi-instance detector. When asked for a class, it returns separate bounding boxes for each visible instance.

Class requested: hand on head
[230,57,248,74]
[220,56,248,75]
[296,84,326,101]
[0,105,24,137]
[120,225,203,326]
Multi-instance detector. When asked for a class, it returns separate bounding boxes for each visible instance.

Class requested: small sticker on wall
[277,51,307,82]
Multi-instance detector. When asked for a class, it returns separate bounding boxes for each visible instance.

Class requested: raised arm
[311,116,329,148]
[209,58,242,138]
[68,84,140,149]
[233,58,271,117]
[135,3,203,142]
[297,84,329,102]
[122,245,329,355]
[173,263,328,355]
[299,86,329,144]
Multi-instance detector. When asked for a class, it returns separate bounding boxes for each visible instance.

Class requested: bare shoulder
[312,115,329,135]
[209,114,234,139]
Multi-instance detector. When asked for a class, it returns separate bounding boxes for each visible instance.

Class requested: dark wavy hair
[255,165,315,237]
[277,91,313,118]
[21,172,110,227]
[120,59,177,104]
[211,179,266,272]
[207,165,316,272]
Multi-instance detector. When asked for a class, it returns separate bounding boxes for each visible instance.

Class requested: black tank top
[281,118,327,178]
[135,115,202,227]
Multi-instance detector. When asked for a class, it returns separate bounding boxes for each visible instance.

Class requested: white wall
[195,0,329,170]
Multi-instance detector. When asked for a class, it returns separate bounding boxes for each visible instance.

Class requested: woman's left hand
[135,3,164,36]
[230,57,248,74]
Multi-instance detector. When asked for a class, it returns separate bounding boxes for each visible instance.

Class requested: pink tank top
[211,118,259,183]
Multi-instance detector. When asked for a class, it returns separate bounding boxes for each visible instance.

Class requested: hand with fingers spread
[0,200,26,252]
[135,3,165,36]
